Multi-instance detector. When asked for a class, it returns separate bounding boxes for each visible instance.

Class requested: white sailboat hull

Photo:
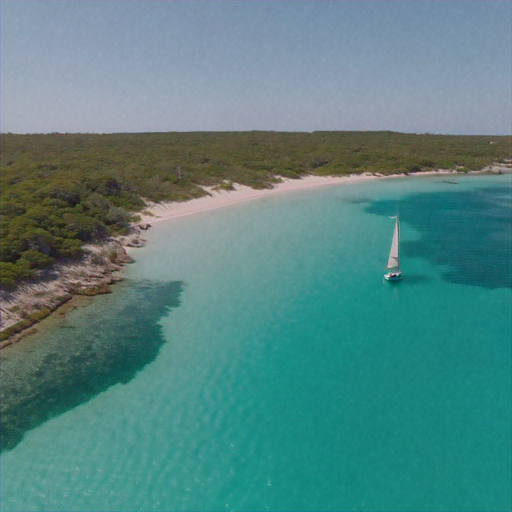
[384,270,403,281]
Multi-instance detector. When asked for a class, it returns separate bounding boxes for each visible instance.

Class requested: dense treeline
[1,131,510,288]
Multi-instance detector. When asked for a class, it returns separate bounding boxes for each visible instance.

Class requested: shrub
[37,184,80,206]
[0,235,24,263]
[0,262,19,288]
[57,238,84,259]
[105,206,131,226]
[62,213,107,241]
[0,260,37,289]
[20,248,55,269]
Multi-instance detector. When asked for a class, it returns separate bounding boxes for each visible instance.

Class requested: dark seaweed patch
[366,185,512,289]
[0,280,183,452]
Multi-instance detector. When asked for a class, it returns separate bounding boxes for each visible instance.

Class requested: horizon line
[2,130,511,137]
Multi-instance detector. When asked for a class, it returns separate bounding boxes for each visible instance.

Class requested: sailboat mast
[386,216,400,270]
[395,201,400,270]
[397,215,400,270]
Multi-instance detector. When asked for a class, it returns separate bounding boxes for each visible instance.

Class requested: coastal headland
[1,130,511,346]
[2,165,510,348]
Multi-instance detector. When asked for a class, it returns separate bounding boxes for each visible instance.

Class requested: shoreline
[138,173,377,225]
[1,165,510,347]
[0,241,133,348]
[137,165,510,226]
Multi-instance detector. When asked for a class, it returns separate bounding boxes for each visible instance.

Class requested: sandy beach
[138,166,510,226]
[137,171,462,225]
[139,173,379,225]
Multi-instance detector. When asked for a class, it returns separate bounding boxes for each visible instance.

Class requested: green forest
[1,131,510,288]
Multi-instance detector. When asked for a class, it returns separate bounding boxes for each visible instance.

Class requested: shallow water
[1,174,510,512]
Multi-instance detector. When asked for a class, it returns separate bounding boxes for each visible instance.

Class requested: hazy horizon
[2,129,511,137]
[1,1,511,136]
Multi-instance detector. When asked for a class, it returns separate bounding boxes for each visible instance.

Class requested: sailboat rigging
[384,215,403,281]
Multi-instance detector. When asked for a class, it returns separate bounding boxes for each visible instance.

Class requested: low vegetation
[1,131,510,287]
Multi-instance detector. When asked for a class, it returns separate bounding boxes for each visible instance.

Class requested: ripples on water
[0,177,510,512]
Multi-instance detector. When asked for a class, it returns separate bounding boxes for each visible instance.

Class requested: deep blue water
[1,174,510,512]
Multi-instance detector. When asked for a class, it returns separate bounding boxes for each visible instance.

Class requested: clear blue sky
[1,0,511,135]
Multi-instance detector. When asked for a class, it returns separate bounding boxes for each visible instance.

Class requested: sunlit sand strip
[139,174,379,224]
[139,165,510,225]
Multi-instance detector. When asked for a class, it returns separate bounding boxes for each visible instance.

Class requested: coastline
[0,240,134,348]
[136,165,510,225]
[138,173,377,225]
[1,165,510,347]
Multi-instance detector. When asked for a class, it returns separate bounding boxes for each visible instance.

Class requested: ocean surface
[1,174,511,512]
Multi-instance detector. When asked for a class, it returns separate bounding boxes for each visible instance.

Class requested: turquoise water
[1,174,511,512]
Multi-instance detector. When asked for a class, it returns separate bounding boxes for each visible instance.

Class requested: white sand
[137,165,510,225]
[138,173,379,224]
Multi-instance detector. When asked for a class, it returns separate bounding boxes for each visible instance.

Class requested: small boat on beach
[384,214,403,281]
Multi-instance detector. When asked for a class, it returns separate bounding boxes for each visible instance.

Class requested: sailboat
[384,215,403,281]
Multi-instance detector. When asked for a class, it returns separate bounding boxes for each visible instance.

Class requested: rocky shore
[0,225,150,348]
